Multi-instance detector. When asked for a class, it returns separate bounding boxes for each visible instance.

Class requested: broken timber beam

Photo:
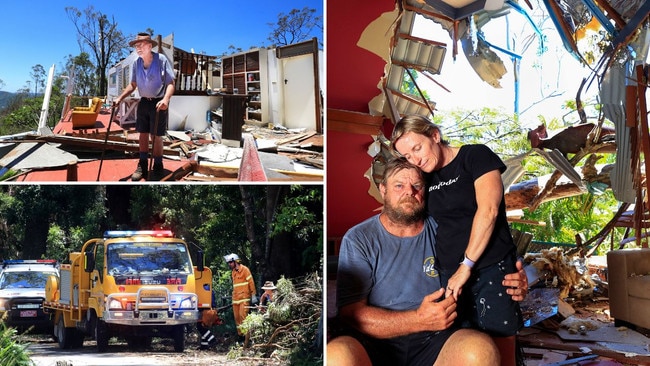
[34,135,179,156]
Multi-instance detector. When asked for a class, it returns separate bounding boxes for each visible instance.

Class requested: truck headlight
[108,298,124,310]
[179,296,197,309]
[0,298,7,311]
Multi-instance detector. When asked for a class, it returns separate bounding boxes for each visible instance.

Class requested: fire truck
[0,259,59,331]
[43,230,213,352]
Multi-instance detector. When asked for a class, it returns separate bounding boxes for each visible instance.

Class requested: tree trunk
[239,186,260,284]
[21,215,49,259]
[263,186,285,281]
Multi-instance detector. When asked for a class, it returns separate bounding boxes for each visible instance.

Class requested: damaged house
[0,34,323,182]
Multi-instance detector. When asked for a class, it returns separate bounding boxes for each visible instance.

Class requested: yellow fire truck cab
[44,230,213,352]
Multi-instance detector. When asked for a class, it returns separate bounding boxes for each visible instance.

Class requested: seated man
[328,157,528,366]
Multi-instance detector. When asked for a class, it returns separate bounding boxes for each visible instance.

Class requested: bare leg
[138,132,149,154]
[435,329,499,366]
[327,336,371,366]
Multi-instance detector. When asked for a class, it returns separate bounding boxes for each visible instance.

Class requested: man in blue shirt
[328,157,528,365]
[115,33,175,181]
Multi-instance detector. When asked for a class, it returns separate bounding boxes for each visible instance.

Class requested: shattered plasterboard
[0,142,78,171]
[357,6,400,62]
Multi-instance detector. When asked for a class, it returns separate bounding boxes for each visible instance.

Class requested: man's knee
[436,329,500,366]
[327,336,371,366]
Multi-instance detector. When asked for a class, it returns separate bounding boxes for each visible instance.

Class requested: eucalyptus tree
[267,7,322,47]
[65,6,129,96]
[30,64,46,96]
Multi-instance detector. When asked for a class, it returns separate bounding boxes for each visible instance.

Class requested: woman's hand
[445,264,471,300]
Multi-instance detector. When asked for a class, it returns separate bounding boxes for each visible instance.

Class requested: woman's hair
[390,115,449,156]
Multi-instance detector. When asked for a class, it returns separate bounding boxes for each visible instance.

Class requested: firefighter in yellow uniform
[224,253,257,342]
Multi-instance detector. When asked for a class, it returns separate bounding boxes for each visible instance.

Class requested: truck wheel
[56,314,84,349]
[56,316,66,349]
[172,324,185,352]
[95,318,109,353]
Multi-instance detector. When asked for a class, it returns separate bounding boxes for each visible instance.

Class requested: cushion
[627,275,650,299]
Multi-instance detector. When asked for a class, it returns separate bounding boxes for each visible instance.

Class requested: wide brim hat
[261,281,276,290]
[129,33,157,47]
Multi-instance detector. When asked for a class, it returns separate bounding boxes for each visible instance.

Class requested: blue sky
[0,0,323,93]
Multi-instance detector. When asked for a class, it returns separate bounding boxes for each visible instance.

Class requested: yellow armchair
[71,97,102,128]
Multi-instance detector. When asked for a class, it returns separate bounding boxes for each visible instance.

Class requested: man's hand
[503,259,528,301]
[415,288,457,332]
[156,99,169,111]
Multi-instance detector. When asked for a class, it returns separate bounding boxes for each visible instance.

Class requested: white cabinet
[221,49,269,123]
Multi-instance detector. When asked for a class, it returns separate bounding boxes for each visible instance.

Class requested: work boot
[131,160,148,181]
[150,161,164,181]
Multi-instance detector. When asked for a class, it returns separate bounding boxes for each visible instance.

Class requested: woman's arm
[445,169,503,298]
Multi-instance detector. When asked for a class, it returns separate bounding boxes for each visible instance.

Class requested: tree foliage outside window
[432,106,624,253]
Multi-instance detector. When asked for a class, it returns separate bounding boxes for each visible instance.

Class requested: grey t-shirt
[337,215,441,312]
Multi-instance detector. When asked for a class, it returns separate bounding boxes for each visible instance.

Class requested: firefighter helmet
[224,253,240,263]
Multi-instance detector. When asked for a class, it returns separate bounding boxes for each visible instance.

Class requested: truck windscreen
[107,242,192,276]
[0,271,51,289]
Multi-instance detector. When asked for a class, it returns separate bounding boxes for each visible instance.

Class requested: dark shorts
[442,251,523,337]
[336,326,458,366]
[136,98,168,136]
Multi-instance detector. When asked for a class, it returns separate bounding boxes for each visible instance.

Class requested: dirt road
[23,334,286,366]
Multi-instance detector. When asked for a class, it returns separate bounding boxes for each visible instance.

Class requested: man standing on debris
[224,253,257,342]
[328,157,529,365]
[115,32,175,181]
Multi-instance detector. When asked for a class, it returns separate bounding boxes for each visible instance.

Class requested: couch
[71,97,102,128]
[607,248,650,329]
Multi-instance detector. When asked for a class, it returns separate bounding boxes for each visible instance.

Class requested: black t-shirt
[425,144,515,271]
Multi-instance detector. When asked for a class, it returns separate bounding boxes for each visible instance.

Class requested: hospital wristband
[461,254,475,269]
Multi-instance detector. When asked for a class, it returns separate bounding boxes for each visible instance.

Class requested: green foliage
[238,275,322,364]
[0,80,65,136]
[434,107,530,158]
[433,106,622,252]
[65,6,130,95]
[127,185,257,272]
[0,186,106,260]
[64,52,98,97]
[46,225,89,262]
[0,323,32,366]
[272,186,323,270]
[400,69,431,103]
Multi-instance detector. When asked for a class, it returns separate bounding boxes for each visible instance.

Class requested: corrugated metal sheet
[502,152,528,191]
[601,64,636,203]
[392,36,446,75]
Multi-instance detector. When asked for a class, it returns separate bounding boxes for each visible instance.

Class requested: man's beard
[383,197,426,225]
